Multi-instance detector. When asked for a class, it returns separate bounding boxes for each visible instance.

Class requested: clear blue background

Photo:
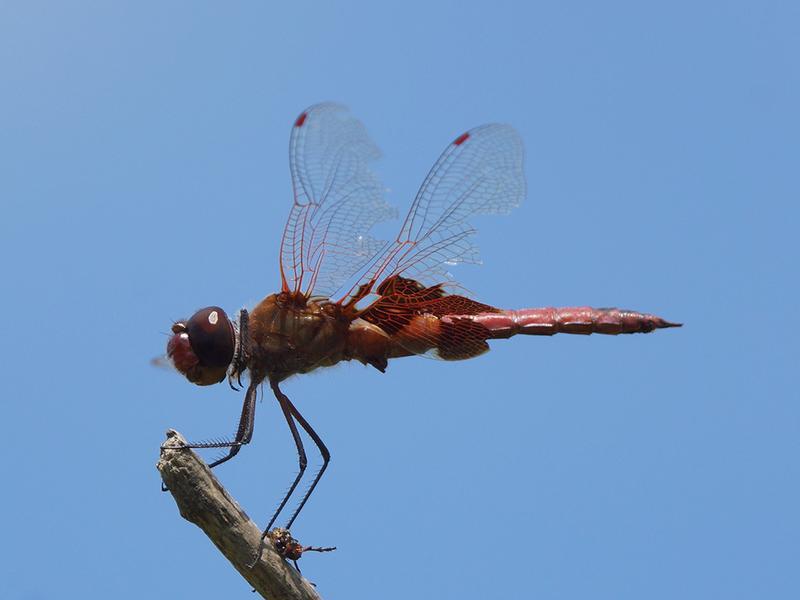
[2,2,797,598]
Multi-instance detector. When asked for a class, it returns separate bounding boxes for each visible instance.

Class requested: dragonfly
[165,103,680,557]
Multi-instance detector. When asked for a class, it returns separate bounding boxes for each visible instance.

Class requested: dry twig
[157,429,323,600]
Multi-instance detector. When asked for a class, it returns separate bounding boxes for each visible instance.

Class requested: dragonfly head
[167,306,235,386]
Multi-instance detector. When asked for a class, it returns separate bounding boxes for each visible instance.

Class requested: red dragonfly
[166,103,679,550]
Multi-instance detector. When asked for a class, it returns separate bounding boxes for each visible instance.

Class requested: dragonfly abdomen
[452,307,681,338]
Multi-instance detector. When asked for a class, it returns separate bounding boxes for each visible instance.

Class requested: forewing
[343,123,525,303]
[279,104,396,297]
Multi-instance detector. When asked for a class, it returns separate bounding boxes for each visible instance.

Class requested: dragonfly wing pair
[281,103,526,359]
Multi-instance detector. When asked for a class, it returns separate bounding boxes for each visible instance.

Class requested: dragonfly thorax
[246,293,353,382]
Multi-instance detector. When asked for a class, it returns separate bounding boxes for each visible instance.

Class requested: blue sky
[1,1,797,598]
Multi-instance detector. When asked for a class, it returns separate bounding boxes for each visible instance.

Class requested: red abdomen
[451,306,681,338]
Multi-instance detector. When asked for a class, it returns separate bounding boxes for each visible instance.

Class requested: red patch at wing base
[360,276,500,359]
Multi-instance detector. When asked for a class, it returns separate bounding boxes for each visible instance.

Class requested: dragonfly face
[167,306,235,386]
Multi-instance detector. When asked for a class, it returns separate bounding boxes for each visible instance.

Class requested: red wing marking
[453,132,470,146]
[294,111,308,128]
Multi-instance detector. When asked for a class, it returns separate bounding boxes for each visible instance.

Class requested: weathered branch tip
[157,430,323,600]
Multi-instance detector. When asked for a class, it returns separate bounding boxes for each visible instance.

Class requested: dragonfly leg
[163,381,258,468]
[249,383,331,568]
[162,384,256,493]
[208,381,257,468]
[264,380,308,532]
[247,381,309,568]
[281,392,330,530]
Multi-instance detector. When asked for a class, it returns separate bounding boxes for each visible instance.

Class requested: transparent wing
[279,103,396,297]
[342,123,525,304]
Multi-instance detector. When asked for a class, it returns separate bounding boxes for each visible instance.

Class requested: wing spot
[453,132,470,146]
[295,112,308,127]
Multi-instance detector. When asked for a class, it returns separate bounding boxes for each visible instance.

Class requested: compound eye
[186,306,235,369]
